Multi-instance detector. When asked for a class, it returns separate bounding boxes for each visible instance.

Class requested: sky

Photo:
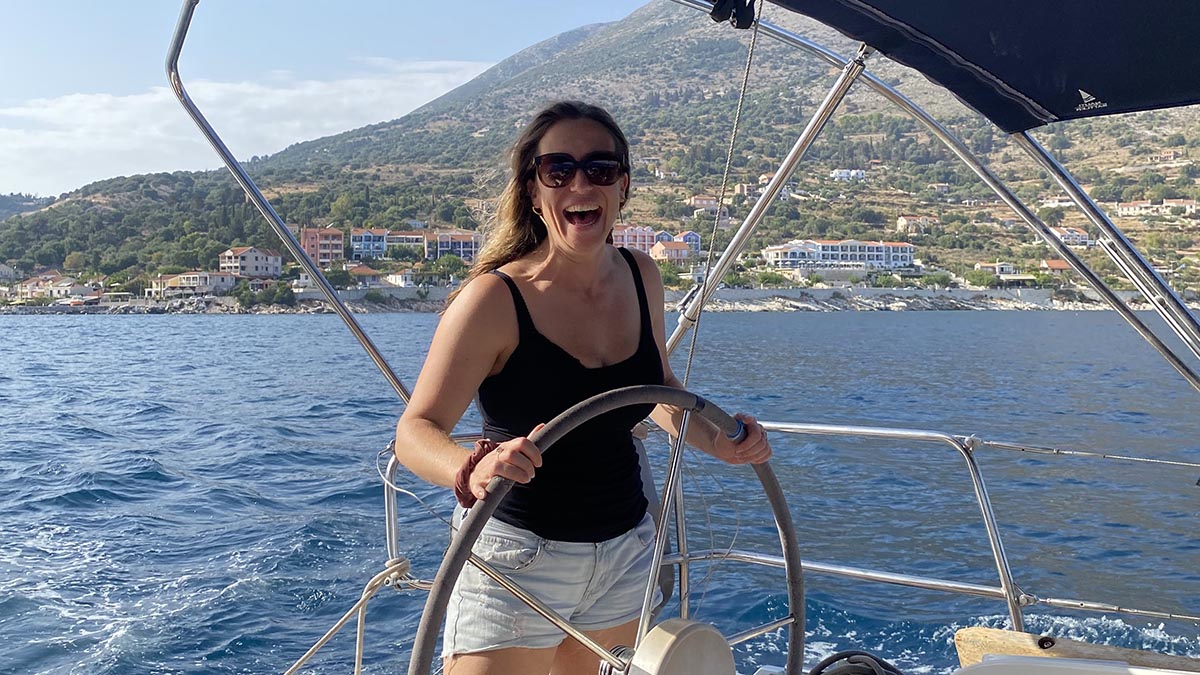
[0,0,648,197]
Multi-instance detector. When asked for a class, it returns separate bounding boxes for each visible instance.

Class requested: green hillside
[0,194,55,221]
[3,1,1200,291]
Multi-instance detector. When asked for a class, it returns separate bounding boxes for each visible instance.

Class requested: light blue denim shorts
[442,511,661,657]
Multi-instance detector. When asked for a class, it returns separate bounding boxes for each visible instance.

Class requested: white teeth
[565,205,599,213]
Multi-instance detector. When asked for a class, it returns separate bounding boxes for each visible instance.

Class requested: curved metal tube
[667,0,1200,393]
[636,420,805,675]
[408,385,803,675]
[764,421,1025,630]
[1014,131,1200,363]
[166,0,411,403]
[750,458,805,675]
[639,413,697,641]
[664,27,873,354]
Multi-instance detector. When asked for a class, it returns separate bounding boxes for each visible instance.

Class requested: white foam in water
[5,313,1198,674]
[948,614,1200,659]
[733,605,1199,675]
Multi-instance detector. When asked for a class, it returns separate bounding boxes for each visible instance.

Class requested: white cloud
[0,60,491,196]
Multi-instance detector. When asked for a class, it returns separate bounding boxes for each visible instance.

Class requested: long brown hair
[447,101,631,306]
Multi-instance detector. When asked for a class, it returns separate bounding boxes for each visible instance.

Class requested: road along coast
[683,287,1147,312]
[3,287,1182,315]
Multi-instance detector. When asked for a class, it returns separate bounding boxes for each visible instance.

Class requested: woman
[393,100,770,675]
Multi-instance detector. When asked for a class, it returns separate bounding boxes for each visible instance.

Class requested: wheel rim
[407,384,804,675]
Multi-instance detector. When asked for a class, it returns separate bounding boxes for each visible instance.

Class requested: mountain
[2,1,1198,287]
[260,2,958,174]
[0,194,55,221]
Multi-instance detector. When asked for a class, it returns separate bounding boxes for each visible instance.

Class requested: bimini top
[768,0,1200,133]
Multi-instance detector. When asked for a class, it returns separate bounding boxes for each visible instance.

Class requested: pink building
[611,225,658,254]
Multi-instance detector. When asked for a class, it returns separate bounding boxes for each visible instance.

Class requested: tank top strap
[488,270,535,337]
[616,247,653,343]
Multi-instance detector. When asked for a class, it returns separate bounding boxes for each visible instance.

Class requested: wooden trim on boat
[955,627,1200,672]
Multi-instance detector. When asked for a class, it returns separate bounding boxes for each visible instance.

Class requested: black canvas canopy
[768,0,1200,133]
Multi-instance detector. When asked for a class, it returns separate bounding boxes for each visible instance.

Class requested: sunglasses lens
[534,154,624,188]
[538,158,576,188]
[584,160,621,186]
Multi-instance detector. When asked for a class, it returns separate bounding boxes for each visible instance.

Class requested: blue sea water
[1,311,1197,675]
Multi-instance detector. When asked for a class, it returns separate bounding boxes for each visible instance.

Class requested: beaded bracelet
[454,439,499,508]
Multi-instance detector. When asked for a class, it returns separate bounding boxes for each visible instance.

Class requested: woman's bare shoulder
[441,272,518,331]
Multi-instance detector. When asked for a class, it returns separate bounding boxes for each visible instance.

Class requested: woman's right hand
[468,431,543,502]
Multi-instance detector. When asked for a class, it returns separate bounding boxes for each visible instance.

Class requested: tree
[388,245,422,262]
[757,271,787,287]
[272,283,296,306]
[363,289,390,304]
[63,252,88,272]
[1038,207,1065,227]
[656,260,681,287]
[921,272,953,288]
[431,254,467,280]
[964,269,997,287]
[119,275,148,297]
[232,281,256,307]
[257,283,279,305]
[323,268,352,289]
[1048,133,1072,150]
[723,272,750,288]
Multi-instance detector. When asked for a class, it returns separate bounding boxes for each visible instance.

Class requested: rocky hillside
[3,1,1200,288]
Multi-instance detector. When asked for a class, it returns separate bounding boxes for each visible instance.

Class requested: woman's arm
[632,250,771,465]
[394,274,542,490]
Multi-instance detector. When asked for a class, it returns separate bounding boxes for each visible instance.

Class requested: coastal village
[5,171,1178,312]
[3,181,1187,312]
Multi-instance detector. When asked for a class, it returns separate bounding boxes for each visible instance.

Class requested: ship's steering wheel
[407,384,805,675]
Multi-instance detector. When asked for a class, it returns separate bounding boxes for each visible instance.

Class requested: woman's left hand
[711,413,771,465]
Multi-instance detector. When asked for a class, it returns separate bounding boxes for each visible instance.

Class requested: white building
[761,239,916,269]
[17,272,63,299]
[692,206,730,227]
[386,270,415,287]
[426,229,484,262]
[1163,198,1198,215]
[1049,226,1091,247]
[829,169,866,181]
[386,232,426,256]
[896,214,939,234]
[974,261,1018,275]
[1115,199,1198,217]
[147,271,237,298]
[219,247,281,278]
[350,228,389,260]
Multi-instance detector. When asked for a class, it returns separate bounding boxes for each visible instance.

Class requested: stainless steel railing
[383,419,1200,633]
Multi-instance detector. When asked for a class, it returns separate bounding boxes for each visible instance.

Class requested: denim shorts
[442,511,662,657]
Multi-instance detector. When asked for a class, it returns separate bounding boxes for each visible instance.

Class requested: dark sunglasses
[532,152,626,188]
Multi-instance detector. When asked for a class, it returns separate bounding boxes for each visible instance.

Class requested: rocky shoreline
[0,297,445,315]
[698,292,1123,312]
[1,289,1176,315]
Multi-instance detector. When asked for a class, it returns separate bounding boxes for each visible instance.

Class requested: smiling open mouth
[564,205,602,227]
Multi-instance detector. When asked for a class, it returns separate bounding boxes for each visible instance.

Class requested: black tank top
[478,247,664,542]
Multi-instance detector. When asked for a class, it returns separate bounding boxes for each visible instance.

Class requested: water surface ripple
[1,312,1196,674]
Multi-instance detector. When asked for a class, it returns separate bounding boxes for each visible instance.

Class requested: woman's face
[527,118,628,253]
